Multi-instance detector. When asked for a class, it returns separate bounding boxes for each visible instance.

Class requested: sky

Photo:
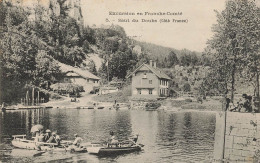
[81,0,227,52]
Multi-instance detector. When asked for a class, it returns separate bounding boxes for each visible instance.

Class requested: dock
[2,105,53,111]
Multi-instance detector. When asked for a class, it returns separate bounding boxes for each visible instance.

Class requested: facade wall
[214,112,260,162]
[63,76,99,93]
[131,69,159,97]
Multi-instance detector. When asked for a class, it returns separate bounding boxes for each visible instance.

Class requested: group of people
[34,129,83,148]
[226,94,255,112]
[34,129,61,145]
[34,127,137,148]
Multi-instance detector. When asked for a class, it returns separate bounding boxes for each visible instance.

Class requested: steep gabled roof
[58,62,100,80]
[127,63,171,80]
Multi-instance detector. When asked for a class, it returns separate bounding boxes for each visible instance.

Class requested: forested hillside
[134,40,211,68]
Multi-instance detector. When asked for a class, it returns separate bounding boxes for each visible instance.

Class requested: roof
[58,62,100,80]
[127,63,171,80]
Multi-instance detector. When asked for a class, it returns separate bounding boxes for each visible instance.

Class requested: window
[143,72,147,78]
[149,80,152,84]
[138,89,141,94]
[149,89,153,94]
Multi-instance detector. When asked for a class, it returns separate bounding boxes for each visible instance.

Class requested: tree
[166,51,179,68]
[34,50,61,86]
[86,60,97,75]
[183,83,191,92]
[98,60,108,84]
[205,0,259,102]
[109,50,137,79]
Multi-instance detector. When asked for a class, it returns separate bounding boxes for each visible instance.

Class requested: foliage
[166,51,179,68]
[183,83,191,92]
[201,0,259,101]
[109,50,138,79]
[34,50,61,86]
[86,59,97,75]
[184,99,193,102]
[145,102,161,109]
[0,1,93,103]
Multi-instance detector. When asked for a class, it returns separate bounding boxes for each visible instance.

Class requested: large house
[59,62,100,93]
[127,60,171,99]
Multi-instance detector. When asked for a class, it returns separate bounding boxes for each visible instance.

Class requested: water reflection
[0,109,215,162]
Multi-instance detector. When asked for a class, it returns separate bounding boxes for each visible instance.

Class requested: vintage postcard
[0,0,259,162]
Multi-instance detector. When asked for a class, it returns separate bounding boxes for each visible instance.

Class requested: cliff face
[7,0,84,25]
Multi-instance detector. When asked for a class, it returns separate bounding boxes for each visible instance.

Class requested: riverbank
[41,93,112,109]
[159,97,222,112]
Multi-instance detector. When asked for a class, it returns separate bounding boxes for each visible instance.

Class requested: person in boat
[46,132,58,144]
[73,134,83,147]
[109,131,118,145]
[38,130,45,142]
[34,130,40,142]
[132,134,139,144]
[55,134,61,146]
[44,129,52,142]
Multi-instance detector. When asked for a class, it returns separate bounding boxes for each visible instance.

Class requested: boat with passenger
[86,142,142,156]
[11,125,87,153]
[87,133,143,156]
[11,135,87,153]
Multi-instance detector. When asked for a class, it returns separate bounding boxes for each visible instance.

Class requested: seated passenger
[46,132,58,144]
[73,134,83,147]
[44,129,51,142]
[109,131,118,144]
[38,131,45,142]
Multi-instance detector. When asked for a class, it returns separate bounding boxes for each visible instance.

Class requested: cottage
[127,60,171,99]
[59,62,100,93]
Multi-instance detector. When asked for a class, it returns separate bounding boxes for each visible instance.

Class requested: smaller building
[59,62,100,93]
[127,60,171,99]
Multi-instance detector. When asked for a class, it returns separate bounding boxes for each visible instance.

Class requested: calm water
[0,109,216,162]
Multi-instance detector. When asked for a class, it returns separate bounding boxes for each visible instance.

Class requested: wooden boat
[11,135,87,153]
[86,142,142,156]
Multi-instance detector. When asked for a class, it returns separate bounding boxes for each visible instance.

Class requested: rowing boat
[11,135,87,153]
[86,142,142,156]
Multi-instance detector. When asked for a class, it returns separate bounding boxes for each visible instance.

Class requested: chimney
[154,62,156,68]
[150,60,153,67]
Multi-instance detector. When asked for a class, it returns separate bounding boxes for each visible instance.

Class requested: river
[0,108,216,162]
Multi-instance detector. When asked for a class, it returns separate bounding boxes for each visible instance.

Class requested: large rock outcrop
[5,0,83,25]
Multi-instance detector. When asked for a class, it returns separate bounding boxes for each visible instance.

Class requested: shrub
[185,98,192,102]
[145,102,161,109]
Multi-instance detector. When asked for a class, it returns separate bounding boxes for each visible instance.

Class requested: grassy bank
[94,85,131,103]
[162,97,222,111]
[181,99,222,111]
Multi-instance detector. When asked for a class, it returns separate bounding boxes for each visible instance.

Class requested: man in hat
[44,129,51,142]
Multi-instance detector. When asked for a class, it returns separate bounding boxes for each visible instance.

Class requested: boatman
[109,131,118,144]
[73,134,83,147]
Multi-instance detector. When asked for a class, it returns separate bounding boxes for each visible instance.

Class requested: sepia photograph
[0,0,259,162]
